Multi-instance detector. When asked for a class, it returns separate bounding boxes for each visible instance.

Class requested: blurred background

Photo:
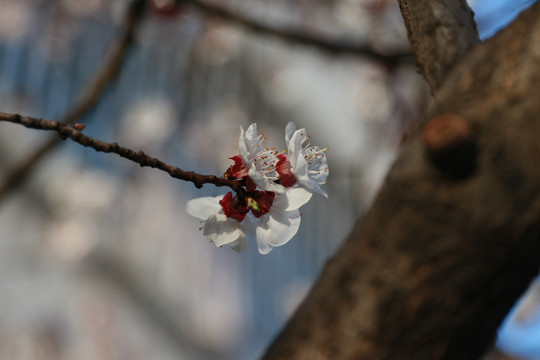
[0,0,537,359]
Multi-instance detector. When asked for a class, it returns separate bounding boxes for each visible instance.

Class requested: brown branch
[0,0,146,202]
[263,2,540,359]
[183,0,414,65]
[0,112,243,192]
[396,0,480,92]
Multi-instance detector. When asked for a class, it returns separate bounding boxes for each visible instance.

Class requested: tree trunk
[263,1,540,359]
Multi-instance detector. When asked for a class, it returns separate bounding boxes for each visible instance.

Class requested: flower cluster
[186,122,328,254]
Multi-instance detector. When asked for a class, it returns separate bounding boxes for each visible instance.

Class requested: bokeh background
[0,0,537,359]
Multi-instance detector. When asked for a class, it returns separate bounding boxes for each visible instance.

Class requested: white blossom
[185,122,328,255]
[186,195,248,252]
[284,122,329,197]
[239,123,285,193]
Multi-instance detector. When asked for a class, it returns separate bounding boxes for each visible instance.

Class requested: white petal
[285,125,329,198]
[238,125,250,162]
[300,177,327,198]
[272,187,312,212]
[292,154,324,195]
[242,214,260,236]
[228,233,248,253]
[307,148,329,182]
[256,238,273,254]
[308,165,328,185]
[285,121,296,144]
[291,151,310,180]
[239,123,260,163]
[186,196,222,220]
[287,129,310,180]
[245,123,259,140]
[308,147,328,169]
[309,168,328,183]
[308,169,328,198]
[203,214,246,247]
[315,186,328,198]
[256,209,301,248]
[287,128,309,169]
[243,215,263,253]
[293,151,328,197]
[248,168,285,194]
[292,150,309,179]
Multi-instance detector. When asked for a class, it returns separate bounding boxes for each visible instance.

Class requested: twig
[183,0,414,64]
[0,0,146,202]
[0,112,243,192]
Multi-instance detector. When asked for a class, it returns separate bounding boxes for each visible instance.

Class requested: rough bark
[397,0,480,92]
[263,2,540,359]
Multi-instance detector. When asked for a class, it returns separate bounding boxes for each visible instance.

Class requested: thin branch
[183,0,414,65]
[0,0,146,202]
[0,112,243,192]
[62,0,147,125]
[396,0,480,92]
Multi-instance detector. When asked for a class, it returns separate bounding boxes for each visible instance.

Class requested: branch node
[422,113,476,178]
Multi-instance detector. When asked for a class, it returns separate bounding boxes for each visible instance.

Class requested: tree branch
[0,112,243,192]
[183,0,414,64]
[263,2,540,359]
[396,0,480,92]
[0,0,146,202]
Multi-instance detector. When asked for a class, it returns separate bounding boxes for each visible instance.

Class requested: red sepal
[245,176,257,192]
[225,155,249,179]
[219,192,248,222]
[248,191,275,218]
[276,154,297,187]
